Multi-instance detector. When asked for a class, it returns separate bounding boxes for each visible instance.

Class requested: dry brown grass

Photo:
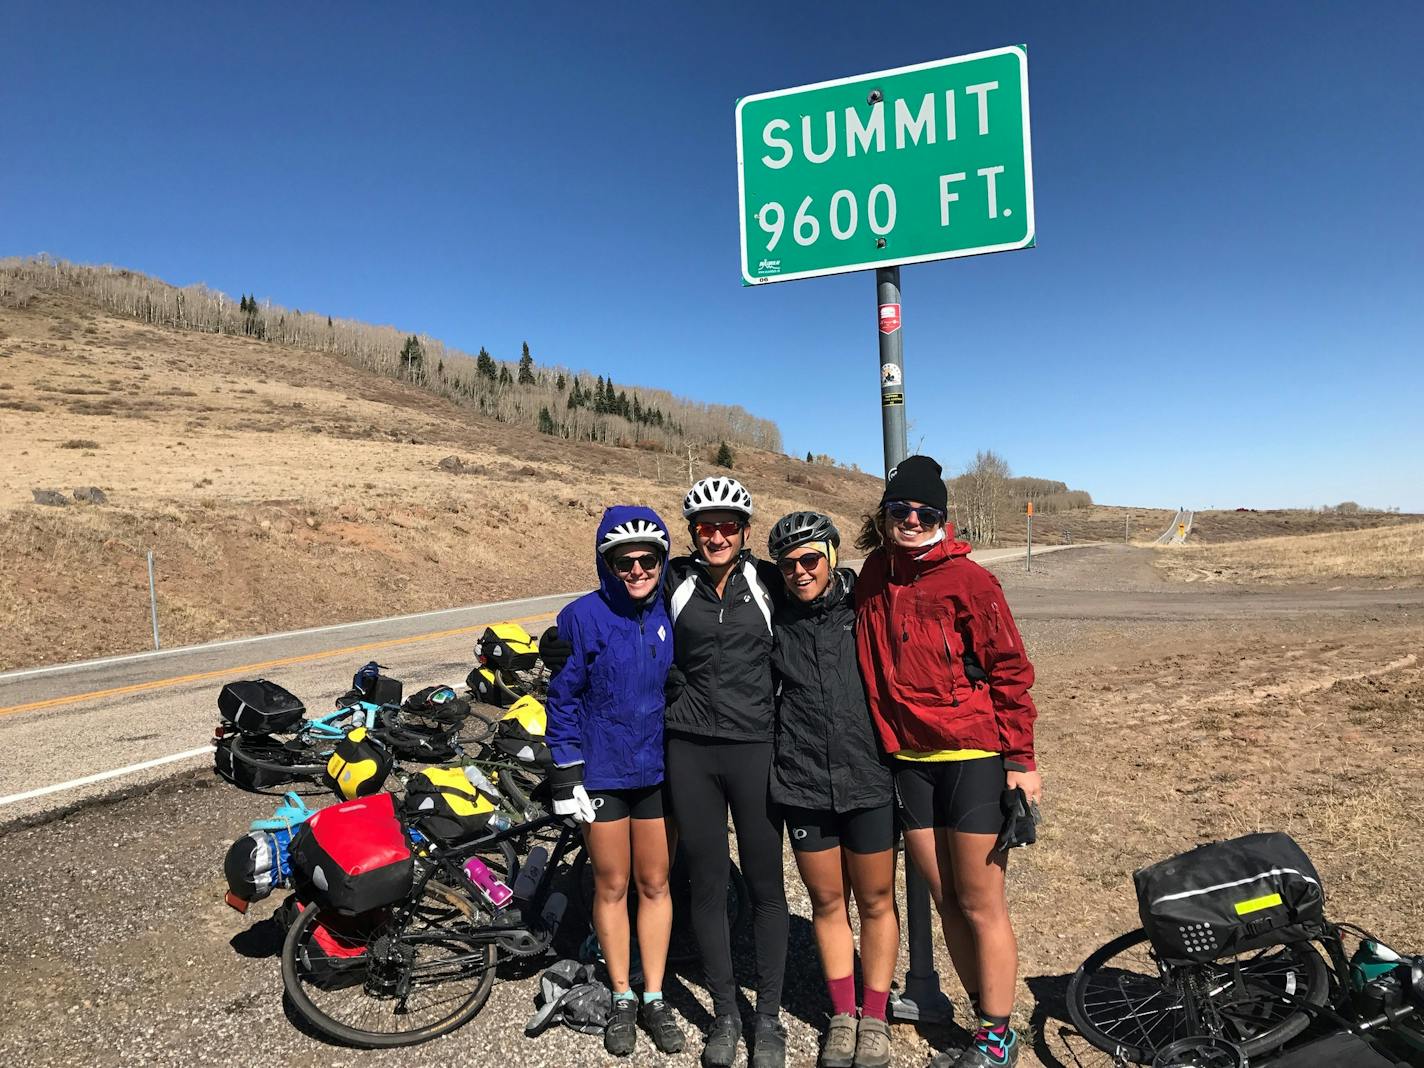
[1155,522,1424,586]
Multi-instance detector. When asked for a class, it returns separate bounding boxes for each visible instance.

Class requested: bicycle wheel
[230,732,328,782]
[281,880,498,1048]
[1067,929,1328,1064]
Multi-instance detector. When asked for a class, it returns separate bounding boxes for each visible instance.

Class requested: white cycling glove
[550,763,596,824]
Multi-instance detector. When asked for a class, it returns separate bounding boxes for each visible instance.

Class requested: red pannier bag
[290,792,413,915]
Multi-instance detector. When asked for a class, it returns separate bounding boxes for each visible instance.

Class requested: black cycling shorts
[894,756,1005,833]
[588,783,668,823]
[783,803,896,855]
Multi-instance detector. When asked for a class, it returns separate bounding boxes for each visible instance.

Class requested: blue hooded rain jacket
[545,505,675,791]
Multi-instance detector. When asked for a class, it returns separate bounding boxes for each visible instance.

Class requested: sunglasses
[885,500,946,525]
[695,521,743,540]
[777,550,826,575]
[611,553,661,576]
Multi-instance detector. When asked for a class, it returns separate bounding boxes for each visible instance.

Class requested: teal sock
[642,991,663,1004]
[613,989,638,1003]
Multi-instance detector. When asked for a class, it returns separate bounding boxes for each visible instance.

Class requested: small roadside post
[147,549,160,650]
[1026,500,1033,572]
[1125,514,1130,544]
[736,45,1036,1026]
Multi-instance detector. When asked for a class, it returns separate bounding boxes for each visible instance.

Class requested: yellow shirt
[895,748,999,762]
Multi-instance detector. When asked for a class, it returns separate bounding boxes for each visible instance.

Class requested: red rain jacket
[854,532,1038,770]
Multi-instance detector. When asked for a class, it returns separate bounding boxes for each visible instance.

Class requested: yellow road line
[0,612,555,719]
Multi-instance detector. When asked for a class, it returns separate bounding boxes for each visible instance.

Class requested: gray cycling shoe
[853,1016,891,1068]
[701,1012,741,1068]
[751,1012,787,1068]
[604,997,639,1057]
[820,1013,857,1068]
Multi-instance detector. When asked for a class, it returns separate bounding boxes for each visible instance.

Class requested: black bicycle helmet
[767,510,840,559]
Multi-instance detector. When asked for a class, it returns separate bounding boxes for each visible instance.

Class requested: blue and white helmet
[598,517,670,557]
[683,476,753,519]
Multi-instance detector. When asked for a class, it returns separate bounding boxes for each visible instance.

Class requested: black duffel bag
[219,679,305,734]
[1134,831,1326,964]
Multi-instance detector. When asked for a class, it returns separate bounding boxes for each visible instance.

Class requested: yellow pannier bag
[322,726,392,801]
[402,766,498,842]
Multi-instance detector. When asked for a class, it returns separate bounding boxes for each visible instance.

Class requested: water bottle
[463,856,513,910]
[512,845,548,901]
[487,812,514,833]
[463,764,502,801]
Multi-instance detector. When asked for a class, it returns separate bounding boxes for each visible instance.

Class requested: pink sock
[861,987,890,1021]
[827,974,857,1016]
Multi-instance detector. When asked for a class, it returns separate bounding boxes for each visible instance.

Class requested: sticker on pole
[881,363,902,386]
[878,303,902,334]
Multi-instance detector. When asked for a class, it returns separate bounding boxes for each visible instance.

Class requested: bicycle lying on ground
[1064,832,1424,1066]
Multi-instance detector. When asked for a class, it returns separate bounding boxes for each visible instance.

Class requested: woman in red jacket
[853,455,1041,1068]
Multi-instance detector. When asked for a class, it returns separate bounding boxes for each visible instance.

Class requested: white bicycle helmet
[598,518,670,556]
[683,476,753,519]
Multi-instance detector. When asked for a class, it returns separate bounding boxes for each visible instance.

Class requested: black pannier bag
[289,792,414,915]
[1134,831,1325,964]
[218,679,305,734]
[214,733,292,790]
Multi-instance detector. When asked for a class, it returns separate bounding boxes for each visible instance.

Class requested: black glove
[539,625,573,676]
[995,786,1041,853]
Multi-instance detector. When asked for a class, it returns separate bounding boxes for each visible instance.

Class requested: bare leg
[584,818,633,992]
[843,847,898,995]
[793,845,854,980]
[945,829,1015,1018]
[631,816,674,993]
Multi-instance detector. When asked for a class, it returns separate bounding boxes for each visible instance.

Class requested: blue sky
[4,2,1421,510]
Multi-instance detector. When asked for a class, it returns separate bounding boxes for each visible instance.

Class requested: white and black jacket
[664,551,781,742]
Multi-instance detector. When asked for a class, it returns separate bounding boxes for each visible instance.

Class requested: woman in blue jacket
[545,505,684,1058]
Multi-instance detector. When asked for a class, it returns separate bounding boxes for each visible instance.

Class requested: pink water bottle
[463,856,513,910]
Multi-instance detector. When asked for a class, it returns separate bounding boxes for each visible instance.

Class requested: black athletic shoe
[701,1012,741,1068]
[604,998,639,1057]
[641,998,686,1054]
[751,1012,787,1068]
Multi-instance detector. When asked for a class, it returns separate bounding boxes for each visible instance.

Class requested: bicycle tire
[281,880,498,1048]
[1066,929,1327,1064]
[230,732,328,780]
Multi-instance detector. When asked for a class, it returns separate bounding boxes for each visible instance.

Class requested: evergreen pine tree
[399,335,425,378]
[716,441,735,469]
[537,406,556,435]
[476,347,497,381]
[806,451,814,463]
[518,342,536,385]
[555,372,567,391]
[498,365,513,386]
[594,376,607,413]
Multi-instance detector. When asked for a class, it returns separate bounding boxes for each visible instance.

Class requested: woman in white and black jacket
[663,475,789,1068]
[767,511,897,1068]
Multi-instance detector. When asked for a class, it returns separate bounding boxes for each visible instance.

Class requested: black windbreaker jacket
[769,568,893,812]
[664,552,781,742]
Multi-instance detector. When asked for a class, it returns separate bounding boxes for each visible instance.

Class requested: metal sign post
[1026,501,1033,572]
[147,549,161,650]
[877,275,952,1027]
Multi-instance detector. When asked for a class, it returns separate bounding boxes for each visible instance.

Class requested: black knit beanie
[882,455,948,512]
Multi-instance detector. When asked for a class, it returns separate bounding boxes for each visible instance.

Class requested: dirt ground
[1,547,1419,1067]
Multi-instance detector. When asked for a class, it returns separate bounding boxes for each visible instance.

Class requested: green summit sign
[736,46,1034,285]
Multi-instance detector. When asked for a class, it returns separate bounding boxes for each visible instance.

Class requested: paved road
[1155,508,1195,544]
[0,547,1096,825]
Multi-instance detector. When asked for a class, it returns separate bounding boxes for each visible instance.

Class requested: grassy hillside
[0,293,882,669]
[1155,522,1424,586]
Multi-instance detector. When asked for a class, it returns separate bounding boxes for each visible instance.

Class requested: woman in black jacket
[664,475,789,1068]
[768,511,897,1068]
